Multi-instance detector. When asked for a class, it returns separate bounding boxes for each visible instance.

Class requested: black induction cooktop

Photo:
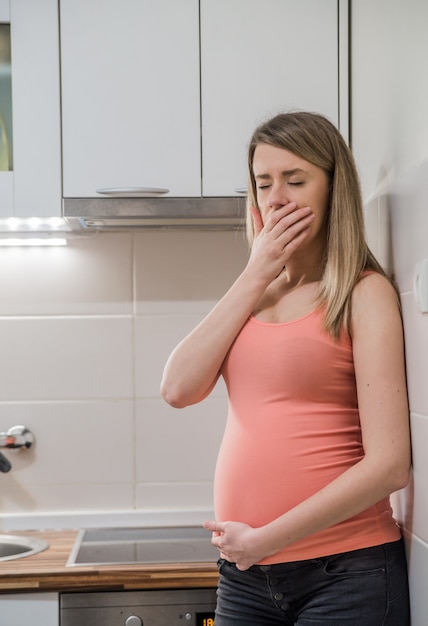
[66,526,219,567]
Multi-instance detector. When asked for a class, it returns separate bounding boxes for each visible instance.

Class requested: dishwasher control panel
[60,588,216,626]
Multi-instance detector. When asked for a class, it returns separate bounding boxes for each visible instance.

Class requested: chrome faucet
[0,425,34,473]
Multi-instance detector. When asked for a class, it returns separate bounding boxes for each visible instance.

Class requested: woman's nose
[267,186,289,208]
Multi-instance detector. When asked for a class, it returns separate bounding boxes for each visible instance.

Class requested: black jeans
[215,539,410,625]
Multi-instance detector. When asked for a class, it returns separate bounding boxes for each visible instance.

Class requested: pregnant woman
[161,111,411,625]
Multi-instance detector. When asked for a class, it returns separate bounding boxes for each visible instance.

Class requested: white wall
[0,230,248,527]
[352,1,428,623]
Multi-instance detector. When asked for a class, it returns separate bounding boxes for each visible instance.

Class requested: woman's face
[252,143,330,245]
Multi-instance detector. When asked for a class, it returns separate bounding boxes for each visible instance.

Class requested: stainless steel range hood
[63,197,246,231]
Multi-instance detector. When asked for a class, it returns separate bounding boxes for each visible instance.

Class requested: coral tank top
[215,308,401,563]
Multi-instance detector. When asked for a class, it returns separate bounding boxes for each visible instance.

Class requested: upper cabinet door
[0,0,61,217]
[60,0,201,198]
[200,0,344,197]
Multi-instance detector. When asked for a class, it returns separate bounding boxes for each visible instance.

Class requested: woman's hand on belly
[203,519,273,571]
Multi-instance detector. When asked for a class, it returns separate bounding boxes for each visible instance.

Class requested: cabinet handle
[235,187,247,195]
[95,187,169,196]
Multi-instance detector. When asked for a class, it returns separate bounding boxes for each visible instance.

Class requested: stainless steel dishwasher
[60,588,216,626]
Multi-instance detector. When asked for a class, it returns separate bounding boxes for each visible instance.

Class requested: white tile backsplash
[136,398,226,483]
[0,483,135,514]
[0,229,246,526]
[0,400,135,513]
[0,400,134,484]
[134,230,248,313]
[0,233,133,316]
[0,317,133,401]
[135,482,215,513]
[134,313,208,399]
[134,314,228,399]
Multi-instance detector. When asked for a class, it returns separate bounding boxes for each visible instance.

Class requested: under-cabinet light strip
[0,217,68,231]
[0,237,67,247]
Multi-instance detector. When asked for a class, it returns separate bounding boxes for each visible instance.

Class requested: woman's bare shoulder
[350,272,401,334]
[353,271,398,303]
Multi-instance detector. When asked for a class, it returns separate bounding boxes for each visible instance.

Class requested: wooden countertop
[0,530,219,594]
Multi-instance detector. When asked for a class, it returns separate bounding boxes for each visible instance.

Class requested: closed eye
[288,181,304,186]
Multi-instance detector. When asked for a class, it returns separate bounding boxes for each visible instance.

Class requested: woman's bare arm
[160,203,315,407]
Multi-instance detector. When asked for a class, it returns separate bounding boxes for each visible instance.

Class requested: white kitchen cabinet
[0,0,61,218]
[60,0,201,198]
[200,0,345,196]
[60,0,348,200]
[0,592,59,626]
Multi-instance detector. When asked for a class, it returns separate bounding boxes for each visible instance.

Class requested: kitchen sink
[67,526,219,567]
[0,534,49,562]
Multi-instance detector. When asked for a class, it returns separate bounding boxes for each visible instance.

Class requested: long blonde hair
[246,112,385,338]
